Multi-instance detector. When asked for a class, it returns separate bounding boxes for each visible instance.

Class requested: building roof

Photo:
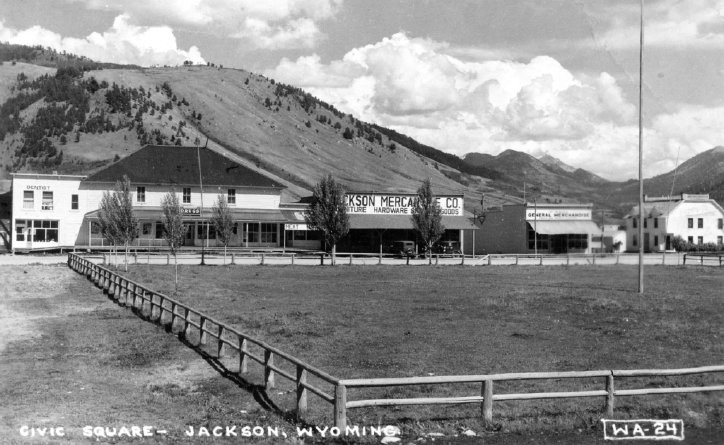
[84,145,284,189]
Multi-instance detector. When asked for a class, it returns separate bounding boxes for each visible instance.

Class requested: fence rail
[67,253,724,429]
[66,253,339,421]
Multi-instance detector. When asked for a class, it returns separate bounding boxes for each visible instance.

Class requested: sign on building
[525,208,592,221]
[344,193,463,216]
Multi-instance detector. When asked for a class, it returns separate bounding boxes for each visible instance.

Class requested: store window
[654,235,659,246]
[687,236,693,243]
[697,236,703,245]
[183,187,191,204]
[91,221,101,234]
[717,236,723,245]
[643,218,647,228]
[155,221,165,239]
[719,218,723,229]
[71,194,79,210]
[261,223,277,243]
[142,223,152,235]
[688,218,693,228]
[196,222,216,240]
[20,220,59,242]
[243,223,259,243]
[15,220,27,241]
[136,186,146,203]
[653,218,658,228]
[633,235,637,246]
[227,189,236,205]
[23,191,34,209]
[526,227,549,251]
[568,234,588,249]
[41,191,53,210]
[698,218,703,229]
[632,218,637,228]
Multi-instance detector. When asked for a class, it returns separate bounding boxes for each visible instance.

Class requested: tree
[161,189,185,290]
[211,193,234,264]
[98,175,139,271]
[411,178,445,260]
[304,175,349,265]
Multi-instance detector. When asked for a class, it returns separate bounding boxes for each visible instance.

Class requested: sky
[1,0,723,181]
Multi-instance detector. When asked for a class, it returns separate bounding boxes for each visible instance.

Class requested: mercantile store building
[10,145,476,254]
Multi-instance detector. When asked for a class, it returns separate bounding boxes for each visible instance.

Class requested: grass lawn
[116,263,724,435]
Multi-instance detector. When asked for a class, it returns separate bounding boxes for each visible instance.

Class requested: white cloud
[590,0,724,49]
[0,15,205,66]
[65,0,342,49]
[266,32,674,180]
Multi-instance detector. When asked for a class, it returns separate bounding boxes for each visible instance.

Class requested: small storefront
[475,203,599,254]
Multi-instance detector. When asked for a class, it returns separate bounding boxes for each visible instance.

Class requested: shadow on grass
[103,288,318,430]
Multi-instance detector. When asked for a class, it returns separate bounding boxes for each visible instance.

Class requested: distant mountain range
[0,42,722,218]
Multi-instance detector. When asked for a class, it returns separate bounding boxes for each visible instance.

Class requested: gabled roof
[84,145,283,189]
[625,201,682,219]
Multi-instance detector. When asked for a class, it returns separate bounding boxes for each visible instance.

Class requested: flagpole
[638,0,645,294]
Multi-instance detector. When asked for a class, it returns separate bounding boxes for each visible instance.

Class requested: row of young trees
[97,174,447,288]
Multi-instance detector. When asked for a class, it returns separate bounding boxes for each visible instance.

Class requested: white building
[624,194,724,252]
[11,145,302,252]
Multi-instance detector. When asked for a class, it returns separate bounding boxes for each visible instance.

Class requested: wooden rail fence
[67,253,724,429]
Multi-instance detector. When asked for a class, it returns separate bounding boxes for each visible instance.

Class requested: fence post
[515,254,519,265]
[291,254,295,265]
[683,254,686,265]
[264,350,275,388]
[592,254,596,265]
[239,337,248,374]
[231,253,235,265]
[167,254,170,265]
[183,309,192,340]
[334,384,347,430]
[700,255,704,265]
[435,255,439,266]
[296,365,308,418]
[482,379,493,426]
[200,318,208,345]
[217,326,225,357]
[605,373,615,417]
[378,252,382,265]
[539,255,543,266]
[320,254,324,266]
[349,254,353,266]
[406,255,410,266]
[461,254,465,265]
[261,253,265,265]
[488,255,492,266]
[566,254,570,266]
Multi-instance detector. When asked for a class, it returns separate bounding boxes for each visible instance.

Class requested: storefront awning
[85,208,291,222]
[528,220,600,235]
[349,215,476,230]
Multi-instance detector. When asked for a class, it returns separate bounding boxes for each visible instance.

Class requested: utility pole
[197,144,206,265]
[638,0,645,294]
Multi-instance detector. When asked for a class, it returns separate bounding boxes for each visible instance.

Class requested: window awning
[349,215,476,230]
[528,220,600,235]
[85,208,290,222]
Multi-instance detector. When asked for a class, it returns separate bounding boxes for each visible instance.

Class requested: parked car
[391,240,416,258]
[433,240,462,256]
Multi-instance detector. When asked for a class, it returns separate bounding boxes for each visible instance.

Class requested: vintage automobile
[391,240,416,258]
[433,240,462,256]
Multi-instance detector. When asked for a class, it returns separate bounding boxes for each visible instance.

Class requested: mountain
[608,146,724,208]
[1,43,722,216]
[538,153,576,173]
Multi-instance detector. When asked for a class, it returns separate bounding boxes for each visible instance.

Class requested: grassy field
[117,264,724,435]
[2,263,723,443]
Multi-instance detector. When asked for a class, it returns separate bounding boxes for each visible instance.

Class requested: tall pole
[637,0,645,294]
[197,144,206,265]
[533,197,538,256]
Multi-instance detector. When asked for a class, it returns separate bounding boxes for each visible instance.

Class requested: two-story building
[11,145,303,251]
[624,194,724,252]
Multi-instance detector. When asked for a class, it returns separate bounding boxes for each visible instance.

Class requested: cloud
[588,0,724,49]
[0,15,205,66]
[266,32,668,180]
[65,0,342,49]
